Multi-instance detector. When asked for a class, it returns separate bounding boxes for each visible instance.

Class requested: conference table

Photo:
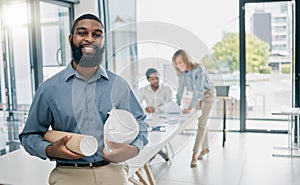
[0,148,55,185]
[272,109,300,158]
[126,111,200,184]
[0,111,199,185]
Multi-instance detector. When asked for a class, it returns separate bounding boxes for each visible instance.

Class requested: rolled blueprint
[104,108,139,152]
[44,130,98,156]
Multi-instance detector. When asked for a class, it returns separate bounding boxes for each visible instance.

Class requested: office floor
[1,117,300,185]
[144,131,300,185]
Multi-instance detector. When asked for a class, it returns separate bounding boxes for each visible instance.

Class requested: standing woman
[172,49,216,168]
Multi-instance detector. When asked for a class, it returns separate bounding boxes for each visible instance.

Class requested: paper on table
[44,130,98,156]
[158,101,181,114]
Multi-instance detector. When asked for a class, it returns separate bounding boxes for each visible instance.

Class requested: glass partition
[104,0,138,86]
[40,1,71,80]
[0,0,72,155]
[245,1,294,131]
[0,1,32,111]
[0,0,32,153]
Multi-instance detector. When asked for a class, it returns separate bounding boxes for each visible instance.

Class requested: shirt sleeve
[136,87,144,104]
[128,89,149,152]
[176,75,184,106]
[111,77,149,152]
[189,68,205,108]
[164,85,173,103]
[19,84,53,160]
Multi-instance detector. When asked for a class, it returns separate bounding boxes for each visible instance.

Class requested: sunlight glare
[4,3,28,26]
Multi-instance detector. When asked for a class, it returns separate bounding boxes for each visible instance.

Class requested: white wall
[136,0,239,49]
[74,0,99,18]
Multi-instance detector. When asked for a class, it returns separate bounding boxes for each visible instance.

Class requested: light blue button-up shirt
[19,63,148,164]
[176,65,214,108]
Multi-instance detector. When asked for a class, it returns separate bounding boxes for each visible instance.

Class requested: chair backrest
[215,85,230,97]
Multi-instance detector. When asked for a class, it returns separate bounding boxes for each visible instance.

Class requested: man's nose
[85,33,95,43]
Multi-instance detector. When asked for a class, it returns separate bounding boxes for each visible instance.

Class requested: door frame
[239,0,298,134]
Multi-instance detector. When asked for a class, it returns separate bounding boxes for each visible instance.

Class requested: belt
[56,160,110,167]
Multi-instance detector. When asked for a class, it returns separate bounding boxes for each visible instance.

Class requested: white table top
[272,108,300,116]
[0,148,55,185]
[126,111,200,176]
[272,111,300,116]
[0,111,200,184]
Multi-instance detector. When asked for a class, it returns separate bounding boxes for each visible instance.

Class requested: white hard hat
[104,108,139,151]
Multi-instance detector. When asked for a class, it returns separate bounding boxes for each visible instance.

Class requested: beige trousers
[193,88,216,152]
[49,163,130,185]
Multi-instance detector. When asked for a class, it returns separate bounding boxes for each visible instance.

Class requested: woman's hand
[182,106,192,114]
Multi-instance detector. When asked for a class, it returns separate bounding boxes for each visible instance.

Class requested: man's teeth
[84,47,94,52]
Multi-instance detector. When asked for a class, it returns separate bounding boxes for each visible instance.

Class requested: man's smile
[81,44,96,54]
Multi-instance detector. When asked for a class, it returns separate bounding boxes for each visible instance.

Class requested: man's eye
[78,32,87,36]
[94,34,103,38]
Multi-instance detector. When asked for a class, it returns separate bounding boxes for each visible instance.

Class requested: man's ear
[68,34,73,44]
[100,36,105,48]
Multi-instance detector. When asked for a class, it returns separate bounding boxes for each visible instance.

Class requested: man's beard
[71,41,104,67]
[151,83,159,90]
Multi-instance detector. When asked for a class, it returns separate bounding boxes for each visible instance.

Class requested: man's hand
[46,135,84,160]
[145,106,155,113]
[102,140,138,163]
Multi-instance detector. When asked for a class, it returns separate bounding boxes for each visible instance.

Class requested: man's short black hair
[145,68,158,79]
[71,13,103,35]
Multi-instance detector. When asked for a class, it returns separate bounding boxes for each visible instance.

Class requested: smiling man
[70,16,105,69]
[137,68,172,113]
[19,14,148,185]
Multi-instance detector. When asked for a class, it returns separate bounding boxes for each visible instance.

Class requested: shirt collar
[98,65,109,79]
[185,70,192,75]
[64,62,109,82]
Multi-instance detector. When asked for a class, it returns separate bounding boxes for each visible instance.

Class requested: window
[39,1,72,80]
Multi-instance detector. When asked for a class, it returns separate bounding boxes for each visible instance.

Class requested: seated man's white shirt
[138,84,172,111]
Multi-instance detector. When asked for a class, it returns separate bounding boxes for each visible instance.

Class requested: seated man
[138,68,173,161]
[138,68,172,113]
